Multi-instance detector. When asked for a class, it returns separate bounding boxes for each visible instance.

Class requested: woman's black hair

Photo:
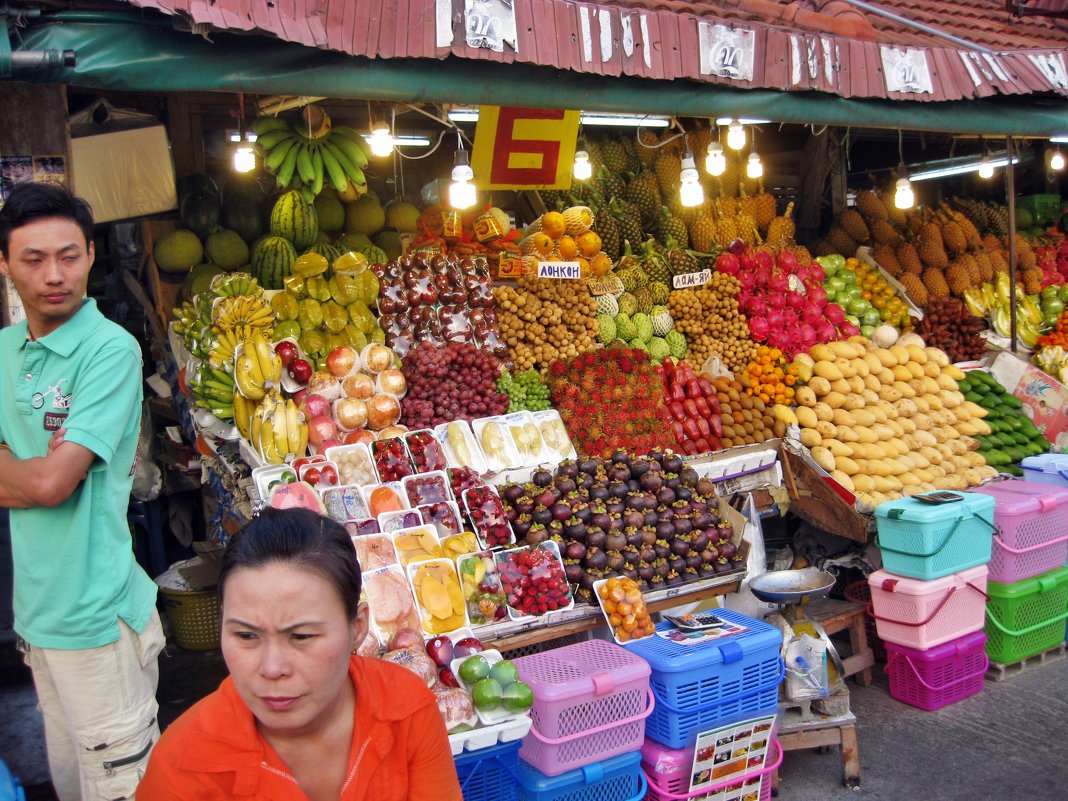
[0,182,95,258]
[219,507,362,621]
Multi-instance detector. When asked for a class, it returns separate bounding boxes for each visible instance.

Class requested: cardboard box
[989,351,1068,452]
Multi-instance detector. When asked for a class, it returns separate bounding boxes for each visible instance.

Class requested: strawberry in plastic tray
[405,429,449,473]
[418,501,463,538]
[462,485,514,550]
[371,437,414,482]
[448,466,485,499]
[402,471,451,507]
[494,541,573,620]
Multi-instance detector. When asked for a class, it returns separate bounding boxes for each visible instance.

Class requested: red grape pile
[401,341,510,428]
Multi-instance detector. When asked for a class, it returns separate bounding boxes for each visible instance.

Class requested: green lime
[489,660,519,688]
[502,681,534,713]
[458,655,491,685]
[471,677,503,711]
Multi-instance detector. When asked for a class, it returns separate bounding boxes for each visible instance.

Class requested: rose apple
[326,345,359,378]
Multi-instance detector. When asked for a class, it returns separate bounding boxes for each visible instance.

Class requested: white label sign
[464,0,517,53]
[1029,53,1068,91]
[881,46,933,94]
[673,269,712,289]
[537,261,583,279]
[698,23,755,81]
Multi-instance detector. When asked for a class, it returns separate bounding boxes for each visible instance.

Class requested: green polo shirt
[0,298,157,649]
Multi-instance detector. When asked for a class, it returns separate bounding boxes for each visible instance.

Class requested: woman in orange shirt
[138,507,462,801]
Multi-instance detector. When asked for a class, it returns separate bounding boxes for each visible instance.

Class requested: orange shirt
[138,655,462,801]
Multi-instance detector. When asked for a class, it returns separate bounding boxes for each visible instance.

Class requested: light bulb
[894,177,914,210]
[726,121,746,151]
[679,153,704,207]
[369,122,394,158]
[449,151,476,209]
[232,146,256,173]
[573,150,592,180]
[705,142,726,177]
[746,152,763,179]
[1051,150,1065,171]
[978,155,994,179]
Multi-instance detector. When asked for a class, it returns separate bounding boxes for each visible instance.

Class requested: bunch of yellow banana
[212,294,275,334]
[207,324,254,371]
[983,273,1045,347]
[252,113,370,202]
[250,391,307,465]
[234,332,283,401]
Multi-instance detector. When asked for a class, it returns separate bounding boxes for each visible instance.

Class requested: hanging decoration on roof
[464,0,517,53]
[698,23,755,81]
[1028,53,1068,91]
[470,106,580,190]
[881,47,934,94]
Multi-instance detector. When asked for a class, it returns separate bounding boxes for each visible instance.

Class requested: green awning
[10,13,1068,136]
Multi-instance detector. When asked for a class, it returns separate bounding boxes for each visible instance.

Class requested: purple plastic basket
[512,639,653,776]
[643,739,782,801]
[971,480,1068,584]
[884,630,988,711]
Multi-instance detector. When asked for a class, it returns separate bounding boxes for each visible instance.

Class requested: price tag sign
[537,261,582,280]
[673,270,712,289]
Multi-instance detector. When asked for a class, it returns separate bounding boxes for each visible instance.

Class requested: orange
[557,235,579,259]
[576,231,602,258]
[541,211,566,239]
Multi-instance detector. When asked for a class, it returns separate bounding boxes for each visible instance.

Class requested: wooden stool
[774,706,861,790]
[803,597,875,686]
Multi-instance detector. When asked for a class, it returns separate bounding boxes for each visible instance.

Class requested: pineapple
[856,190,889,221]
[896,242,923,275]
[1013,235,1036,270]
[689,213,717,253]
[666,243,699,278]
[591,208,621,261]
[765,202,795,250]
[654,151,682,200]
[871,219,903,248]
[945,263,971,297]
[601,139,629,174]
[872,243,903,277]
[839,209,871,243]
[957,253,981,285]
[658,207,689,250]
[990,249,1010,275]
[900,272,929,307]
[917,233,949,270]
[625,170,662,224]
[975,251,995,283]
[611,199,644,253]
[643,244,672,284]
[922,267,950,298]
[596,166,626,203]
[826,226,858,257]
[718,153,741,198]
[753,192,777,233]
[635,129,660,166]
[940,219,968,256]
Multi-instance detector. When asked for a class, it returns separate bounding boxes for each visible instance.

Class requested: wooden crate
[140,219,183,326]
[780,445,871,543]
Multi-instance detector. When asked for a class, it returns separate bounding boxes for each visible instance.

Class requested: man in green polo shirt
[0,183,163,800]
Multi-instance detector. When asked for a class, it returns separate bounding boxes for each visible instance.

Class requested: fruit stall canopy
[6,5,1068,136]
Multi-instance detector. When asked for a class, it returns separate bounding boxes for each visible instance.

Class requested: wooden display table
[484,571,744,652]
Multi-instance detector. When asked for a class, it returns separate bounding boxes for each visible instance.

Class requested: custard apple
[614,312,637,342]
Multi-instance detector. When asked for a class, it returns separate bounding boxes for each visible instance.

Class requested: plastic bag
[131,401,162,502]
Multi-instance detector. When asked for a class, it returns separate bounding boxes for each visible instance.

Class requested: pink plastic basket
[868,565,989,650]
[643,739,782,801]
[884,631,988,711]
[512,639,653,776]
[970,480,1068,584]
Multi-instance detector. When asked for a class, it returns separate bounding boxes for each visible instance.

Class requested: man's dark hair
[0,183,95,258]
[219,507,363,621]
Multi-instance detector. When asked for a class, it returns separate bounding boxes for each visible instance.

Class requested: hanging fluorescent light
[361,134,433,148]
[368,122,395,157]
[1050,135,1068,144]
[705,142,726,177]
[894,162,914,210]
[746,152,763,179]
[1051,150,1065,172]
[977,154,994,179]
[726,120,746,151]
[715,117,771,126]
[232,146,256,173]
[679,152,704,207]
[449,149,476,209]
[909,154,1019,182]
[573,150,592,180]
[445,108,671,127]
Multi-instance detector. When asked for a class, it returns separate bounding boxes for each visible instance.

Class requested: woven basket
[160,587,220,651]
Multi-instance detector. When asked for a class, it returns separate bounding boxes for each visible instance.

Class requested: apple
[333,397,368,430]
[302,393,331,420]
[438,667,460,688]
[425,636,455,668]
[377,368,407,398]
[287,358,313,385]
[343,428,376,445]
[366,393,401,430]
[307,415,338,447]
[342,372,376,400]
[364,343,394,374]
[452,636,485,659]
[326,345,360,378]
[275,340,300,367]
[291,388,308,407]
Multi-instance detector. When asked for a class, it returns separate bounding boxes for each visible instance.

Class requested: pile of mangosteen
[497,449,745,604]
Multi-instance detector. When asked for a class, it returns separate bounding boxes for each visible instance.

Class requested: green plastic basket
[984,565,1068,665]
[1015,194,1062,226]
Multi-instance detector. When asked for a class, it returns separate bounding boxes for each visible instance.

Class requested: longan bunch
[493,275,598,373]
[667,273,756,374]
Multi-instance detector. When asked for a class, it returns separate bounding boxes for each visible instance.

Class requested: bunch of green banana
[211,294,275,335]
[252,114,370,202]
[234,332,283,401]
[171,300,213,358]
[210,272,264,299]
[250,391,307,465]
[189,363,236,421]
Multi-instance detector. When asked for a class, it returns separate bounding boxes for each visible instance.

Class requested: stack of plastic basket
[970,480,1068,667]
[624,609,784,801]
[510,639,652,801]
[870,492,994,710]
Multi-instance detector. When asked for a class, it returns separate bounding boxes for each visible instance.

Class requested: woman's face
[221,562,368,738]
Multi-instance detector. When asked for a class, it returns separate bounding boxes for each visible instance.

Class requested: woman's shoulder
[353,655,437,719]
[155,678,258,756]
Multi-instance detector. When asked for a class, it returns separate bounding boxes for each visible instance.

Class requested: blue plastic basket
[0,758,25,801]
[1021,455,1068,490]
[624,610,784,748]
[518,750,646,801]
[873,492,995,580]
[455,739,522,801]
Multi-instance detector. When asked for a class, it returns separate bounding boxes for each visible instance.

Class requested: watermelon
[251,236,297,290]
[180,189,221,241]
[304,241,343,266]
[270,190,319,250]
[221,175,268,244]
[177,173,220,204]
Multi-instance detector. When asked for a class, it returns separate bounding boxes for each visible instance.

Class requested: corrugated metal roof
[121,0,1068,102]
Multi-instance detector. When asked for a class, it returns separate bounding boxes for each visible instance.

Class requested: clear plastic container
[462,485,515,550]
[377,508,425,533]
[450,648,531,726]
[320,483,370,522]
[352,534,398,571]
[297,459,340,489]
[324,442,378,487]
[503,410,551,467]
[370,436,415,482]
[494,541,573,621]
[408,558,469,637]
[403,470,452,507]
[405,428,449,473]
[362,564,422,651]
[360,481,410,518]
[436,420,489,474]
[456,551,509,627]
[531,409,577,461]
[393,524,446,568]
[419,500,464,538]
[471,416,523,472]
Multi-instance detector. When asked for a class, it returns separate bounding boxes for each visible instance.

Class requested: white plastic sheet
[70,126,177,223]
